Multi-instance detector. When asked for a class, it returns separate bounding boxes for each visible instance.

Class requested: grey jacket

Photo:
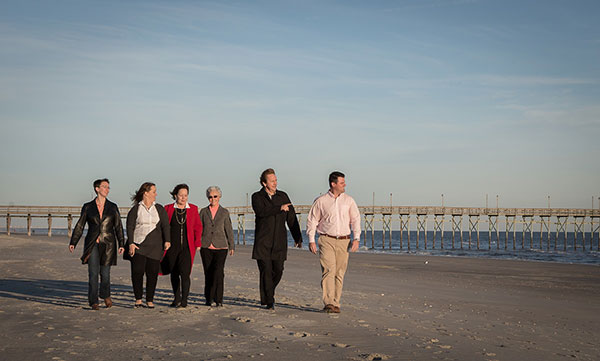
[199,205,235,251]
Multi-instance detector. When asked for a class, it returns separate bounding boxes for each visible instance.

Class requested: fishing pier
[2,204,599,252]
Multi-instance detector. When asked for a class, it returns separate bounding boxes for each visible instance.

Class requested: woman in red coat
[161,184,202,307]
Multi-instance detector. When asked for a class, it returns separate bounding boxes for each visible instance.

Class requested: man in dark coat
[251,168,302,309]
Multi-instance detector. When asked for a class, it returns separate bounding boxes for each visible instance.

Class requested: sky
[1,0,599,210]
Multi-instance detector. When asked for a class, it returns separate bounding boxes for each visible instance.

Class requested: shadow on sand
[0,278,320,312]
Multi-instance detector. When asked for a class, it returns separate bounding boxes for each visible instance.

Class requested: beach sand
[0,234,598,361]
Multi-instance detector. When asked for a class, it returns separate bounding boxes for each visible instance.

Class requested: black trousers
[130,253,160,302]
[256,259,284,305]
[200,248,228,304]
[170,248,192,304]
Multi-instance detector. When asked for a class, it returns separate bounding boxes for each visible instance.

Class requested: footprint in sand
[290,332,310,337]
[234,316,253,323]
[357,353,390,361]
[271,324,285,329]
[332,342,349,348]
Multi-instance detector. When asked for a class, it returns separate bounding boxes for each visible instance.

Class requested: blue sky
[1,0,599,209]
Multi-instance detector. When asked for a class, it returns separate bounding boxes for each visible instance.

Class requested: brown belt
[320,233,350,240]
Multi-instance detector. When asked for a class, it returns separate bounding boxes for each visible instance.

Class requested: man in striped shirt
[306,171,361,313]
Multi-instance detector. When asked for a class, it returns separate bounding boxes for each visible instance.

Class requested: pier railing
[1,205,599,251]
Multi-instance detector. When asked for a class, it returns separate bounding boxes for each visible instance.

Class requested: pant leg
[99,264,111,300]
[256,259,272,305]
[333,239,350,307]
[145,257,160,302]
[212,250,228,303]
[319,235,337,307]
[271,259,284,301]
[170,253,182,303]
[200,248,214,303]
[179,248,192,303]
[87,244,100,306]
[130,253,146,301]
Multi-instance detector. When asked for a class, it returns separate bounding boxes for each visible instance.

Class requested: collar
[139,201,156,211]
[327,190,342,199]
[174,202,190,209]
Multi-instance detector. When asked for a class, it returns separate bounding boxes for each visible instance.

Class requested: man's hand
[129,243,139,257]
[295,241,302,249]
[164,242,171,251]
[118,247,124,255]
[309,242,318,254]
[350,240,359,252]
[69,245,75,253]
[280,203,291,212]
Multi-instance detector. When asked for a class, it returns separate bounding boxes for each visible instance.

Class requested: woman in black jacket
[69,178,125,310]
[126,182,171,308]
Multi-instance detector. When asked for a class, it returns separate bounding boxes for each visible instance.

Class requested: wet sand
[0,234,598,361]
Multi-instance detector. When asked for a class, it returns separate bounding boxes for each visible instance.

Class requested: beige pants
[319,235,350,307]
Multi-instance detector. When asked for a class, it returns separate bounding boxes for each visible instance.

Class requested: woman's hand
[118,247,124,255]
[164,242,171,251]
[129,244,139,257]
[229,249,235,256]
[69,245,75,253]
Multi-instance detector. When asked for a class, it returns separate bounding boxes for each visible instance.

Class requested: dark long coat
[69,199,125,266]
[251,188,302,261]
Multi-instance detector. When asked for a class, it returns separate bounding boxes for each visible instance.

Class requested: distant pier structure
[1,205,600,252]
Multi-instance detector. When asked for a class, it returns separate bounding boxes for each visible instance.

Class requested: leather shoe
[323,304,335,313]
[91,304,100,310]
[332,305,341,313]
[266,303,274,310]
[104,297,113,308]
[170,301,181,308]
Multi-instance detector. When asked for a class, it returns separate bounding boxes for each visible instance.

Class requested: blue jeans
[88,243,111,306]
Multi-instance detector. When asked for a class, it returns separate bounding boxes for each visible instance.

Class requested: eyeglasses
[208,195,220,199]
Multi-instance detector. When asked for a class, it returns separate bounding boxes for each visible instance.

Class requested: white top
[133,201,159,244]
[173,202,190,209]
[306,191,361,243]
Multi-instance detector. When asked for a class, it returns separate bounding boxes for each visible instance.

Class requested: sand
[0,234,598,361]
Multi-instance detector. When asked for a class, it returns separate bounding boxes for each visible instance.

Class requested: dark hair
[93,178,109,194]
[170,183,189,200]
[260,168,275,186]
[131,182,155,204]
[329,171,345,188]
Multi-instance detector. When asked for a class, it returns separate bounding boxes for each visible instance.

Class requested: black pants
[200,248,228,304]
[256,259,284,306]
[130,253,160,302]
[170,248,192,304]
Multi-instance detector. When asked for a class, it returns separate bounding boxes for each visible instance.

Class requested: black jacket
[126,203,171,261]
[69,199,125,266]
[251,188,302,260]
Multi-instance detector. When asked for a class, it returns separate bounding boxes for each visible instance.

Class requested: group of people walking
[69,169,360,314]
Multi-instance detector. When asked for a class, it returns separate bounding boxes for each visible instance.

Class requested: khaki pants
[319,235,350,307]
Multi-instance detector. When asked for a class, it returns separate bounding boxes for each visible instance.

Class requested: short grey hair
[206,186,222,198]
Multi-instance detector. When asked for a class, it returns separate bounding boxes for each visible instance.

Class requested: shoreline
[1,234,599,360]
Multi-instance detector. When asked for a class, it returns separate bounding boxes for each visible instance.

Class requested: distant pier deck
[1,205,599,252]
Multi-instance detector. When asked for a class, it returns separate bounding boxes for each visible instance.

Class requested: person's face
[95,181,110,198]
[176,188,188,206]
[208,191,221,206]
[144,185,157,203]
[262,174,277,193]
[331,177,346,194]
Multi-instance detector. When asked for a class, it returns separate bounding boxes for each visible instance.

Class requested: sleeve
[194,209,202,248]
[286,204,302,244]
[159,206,171,245]
[114,206,125,248]
[126,207,136,246]
[349,198,361,241]
[306,199,321,243]
[251,192,282,218]
[69,204,88,247]
[224,210,235,251]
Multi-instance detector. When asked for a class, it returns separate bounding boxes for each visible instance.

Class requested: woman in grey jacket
[199,186,234,307]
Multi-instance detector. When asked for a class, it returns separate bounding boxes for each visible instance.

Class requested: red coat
[162,203,203,269]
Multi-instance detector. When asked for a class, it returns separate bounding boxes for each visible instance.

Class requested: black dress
[162,208,192,305]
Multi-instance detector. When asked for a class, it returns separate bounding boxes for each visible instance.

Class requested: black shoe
[170,301,181,308]
[180,300,188,308]
[266,303,274,310]
[215,302,223,307]
[205,301,212,307]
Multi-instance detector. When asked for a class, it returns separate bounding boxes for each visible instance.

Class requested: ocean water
[5,228,599,265]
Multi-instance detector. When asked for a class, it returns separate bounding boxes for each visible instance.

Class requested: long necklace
[175,208,186,246]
